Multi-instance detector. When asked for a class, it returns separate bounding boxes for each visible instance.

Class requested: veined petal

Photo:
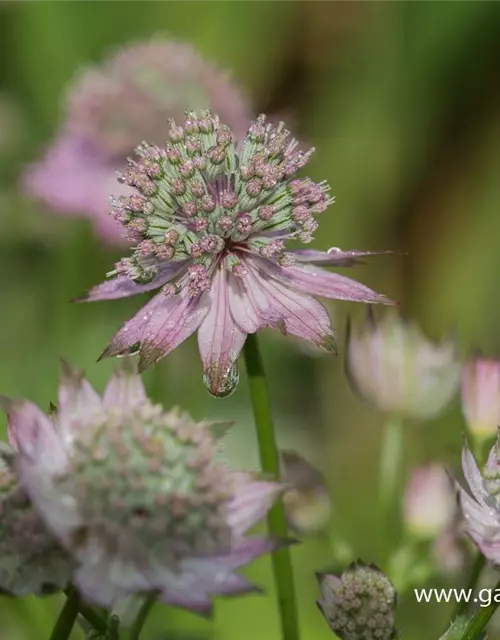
[227,481,288,537]
[137,290,211,372]
[258,259,394,305]
[0,397,66,473]
[228,263,274,332]
[75,261,188,302]
[103,363,147,410]
[160,589,213,617]
[462,445,491,507]
[293,247,393,267]
[246,262,336,351]
[198,268,247,396]
[58,361,103,433]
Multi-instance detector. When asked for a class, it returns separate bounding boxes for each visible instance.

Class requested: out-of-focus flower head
[78,110,393,396]
[403,464,457,539]
[346,311,460,420]
[458,437,500,564]
[0,440,72,595]
[461,355,500,440]
[22,39,252,244]
[2,362,286,614]
[316,561,398,640]
[431,528,466,577]
[280,449,331,536]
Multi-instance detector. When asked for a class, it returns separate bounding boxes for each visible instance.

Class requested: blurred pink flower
[79,111,393,396]
[403,464,457,539]
[22,39,252,244]
[2,363,286,613]
[462,356,500,439]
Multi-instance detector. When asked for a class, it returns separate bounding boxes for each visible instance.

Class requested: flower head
[461,356,500,439]
[281,449,331,536]
[79,111,392,396]
[403,464,457,539]
[346,311,460,420]
[0,439,72,596]
[23,39,252,244]
[2,363,286,613]
[457,438,500,564]
[316,562,398,640]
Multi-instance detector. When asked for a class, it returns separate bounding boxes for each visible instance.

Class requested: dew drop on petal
[115,342,141,358]
[202,361,239,398]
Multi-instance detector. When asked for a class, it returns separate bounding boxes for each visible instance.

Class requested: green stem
[460,578,500,640]
[242,333,299,640]
[454,554,487,618]
[63,588,107,635]
[378,417,403,559]
[48,588,80,640]
[129,594,157,640]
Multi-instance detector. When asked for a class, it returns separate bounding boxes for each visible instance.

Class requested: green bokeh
[1,1,500,638]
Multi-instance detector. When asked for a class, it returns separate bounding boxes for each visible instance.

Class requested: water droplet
[116,342,141,358]
[203,361,239,398]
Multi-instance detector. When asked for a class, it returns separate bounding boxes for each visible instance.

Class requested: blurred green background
[1,1,500,638]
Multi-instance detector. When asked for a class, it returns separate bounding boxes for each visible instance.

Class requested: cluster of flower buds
[107,111,332,291]
[316,562,398,640]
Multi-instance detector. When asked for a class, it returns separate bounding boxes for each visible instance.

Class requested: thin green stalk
[63,588,107,635]
[378,417,404,558]
[460,577,500,640]
[129,594,157,640]
[48,587,80,640]
[242,333,299,640]
[454,554,487,618]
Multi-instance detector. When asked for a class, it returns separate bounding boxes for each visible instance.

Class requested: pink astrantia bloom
[462,356,500,439]
[22,40,251,244]
[79,111,393,396]
[457,438,500,564]
[2,363,287,614]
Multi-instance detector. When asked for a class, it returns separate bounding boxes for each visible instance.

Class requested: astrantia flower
[23,39,251,244]
[316,562,398,640]
[461,356,500,439]
[2,363,285,614]
[346,311,460,420]
[403,464,456,539]
[79,111,392,396]
[457,438,500,564]
[0,440,72,595]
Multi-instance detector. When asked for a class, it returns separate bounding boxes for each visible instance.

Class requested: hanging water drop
[202,361,239,398]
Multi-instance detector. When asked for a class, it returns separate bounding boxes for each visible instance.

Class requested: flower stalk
[243,333,299,640]
[48,587,80,640]
[379,418,403,558]
[459,577,500,640]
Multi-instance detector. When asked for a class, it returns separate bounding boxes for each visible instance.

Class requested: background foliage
[1,1,500,638]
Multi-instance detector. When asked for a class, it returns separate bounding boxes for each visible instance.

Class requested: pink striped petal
[58,361,103,429]
[227,268,266,333]
[103,363,147,410]
[75,261,187,302]
[246,262,336,351]
[258,259,394,305]
[198,268,247,396]
[293,247,393,267]
[0,397,64,471]
[227,480,287,536]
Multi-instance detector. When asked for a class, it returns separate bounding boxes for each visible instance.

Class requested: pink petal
[227,480,287,536]
[293,247,393,267]
[103,363,147,410]
[0,397,65,471]
[258,259,394,305]
[75,261,188,302]
[198,268,247,396]
[462,445,491,507]
[227,267,266,333]
[245,262,336,351]
[100,290,211,372]
[22,132,128,244]
[58,361,103,429]
[159,589,213,617]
